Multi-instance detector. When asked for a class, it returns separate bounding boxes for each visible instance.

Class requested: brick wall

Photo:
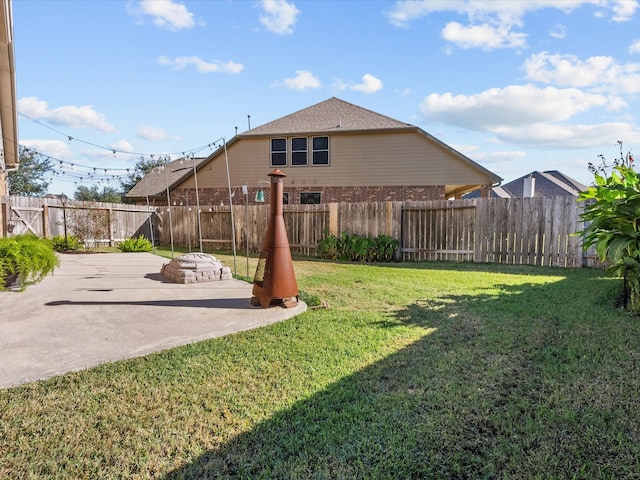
[162,185,445,206]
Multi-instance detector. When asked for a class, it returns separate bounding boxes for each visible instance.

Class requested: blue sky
[13,0,640,196]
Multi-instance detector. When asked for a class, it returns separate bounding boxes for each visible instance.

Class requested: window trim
[312,136,330,166]
[291,137,308,167]
[268,136,330,168]
[270,138,287,167]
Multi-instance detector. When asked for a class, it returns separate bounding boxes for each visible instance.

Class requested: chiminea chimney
[251,169,299,308]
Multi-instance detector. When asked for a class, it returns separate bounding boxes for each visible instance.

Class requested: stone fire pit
[160,253,232,284]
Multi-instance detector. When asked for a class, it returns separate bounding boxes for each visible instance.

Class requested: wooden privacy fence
[400,197,584,267]
[162,197,589,267]
[2,196,155,246]
[2,195,595,268]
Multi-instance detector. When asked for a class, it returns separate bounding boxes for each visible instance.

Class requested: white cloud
[20,139,73,160]
[111,140,134,153]
[549,23,567,39]
[441,21,526,50]
[387,1,634,27]
[136,125,180,141]
[18,97,116,133]
[158,56,244,74]
[128,0,197,31]
[420,84,614,130]
[283,70,321,90]
[419,84,636,149]
[259,0,300,34]
[332,74,383,94]
[524,52,615,87]
[351,74,383,94]
[492,122,640,148]
[386,1,635,51]
[629,39,640,54]
[331,78,349,91]
[611,0,639,21]
[523,51,640,94]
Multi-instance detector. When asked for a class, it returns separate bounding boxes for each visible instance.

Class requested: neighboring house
[0,0,17,236]
[464,170,587,199]
[126,97,501,206]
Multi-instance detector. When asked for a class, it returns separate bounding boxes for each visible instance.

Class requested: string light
[21,141,223,192]
[17,110,224,159]
[16,111,229,194]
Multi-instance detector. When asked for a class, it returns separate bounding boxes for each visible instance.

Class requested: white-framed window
[270,136,330,167]
[271,138,287,167]
[291,137,308,166]
[312,136,329,165]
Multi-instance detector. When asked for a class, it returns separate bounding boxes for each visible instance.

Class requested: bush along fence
[2,195,596,268]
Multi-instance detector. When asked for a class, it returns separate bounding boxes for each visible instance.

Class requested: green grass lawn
[2,250,640,479]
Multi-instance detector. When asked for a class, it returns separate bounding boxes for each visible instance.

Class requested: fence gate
[401,200,477,262]
[5,200,46,236]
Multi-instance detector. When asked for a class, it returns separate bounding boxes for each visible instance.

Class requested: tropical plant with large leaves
[578,142,640,312]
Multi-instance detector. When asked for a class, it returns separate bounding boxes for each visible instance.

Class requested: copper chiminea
[251,169,299,308]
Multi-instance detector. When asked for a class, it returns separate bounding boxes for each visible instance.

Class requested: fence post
[1,197,8,237]
[329,203,338,236]
[108,207,115,247]
[42,203,49,238]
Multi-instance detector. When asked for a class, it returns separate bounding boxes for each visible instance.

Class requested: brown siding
[174,131,494,192]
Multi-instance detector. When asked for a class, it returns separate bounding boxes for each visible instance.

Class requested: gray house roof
[465,170,587,198]
[241,97,500,184]
[241,97,414,136]
[126,157,209,199]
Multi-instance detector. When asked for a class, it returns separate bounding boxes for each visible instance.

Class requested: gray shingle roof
[241,97,414,136]
[465,170,587,198]
[126,157,209,199]
[127,97,502,199]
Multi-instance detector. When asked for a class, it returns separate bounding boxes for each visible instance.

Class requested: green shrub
[0,235,60,291]
[117,235,153,252]
[298,289,321,307]
[578,142,640,313]
[372,234,400,262]
[50,234,81,252]
[317,230,398,262]
[317,229,339,260]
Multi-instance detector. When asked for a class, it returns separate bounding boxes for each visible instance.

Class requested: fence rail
[1,195,597,268]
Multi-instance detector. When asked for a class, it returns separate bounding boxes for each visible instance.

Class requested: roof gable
[465,170,587,198]
[241,97,414,136]
[502,171,586,197]
[125,157,208,198]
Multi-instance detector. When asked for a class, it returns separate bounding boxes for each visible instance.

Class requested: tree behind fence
[2,195,597,268]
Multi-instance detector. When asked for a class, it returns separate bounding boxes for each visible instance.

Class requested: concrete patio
[0,252,306,389]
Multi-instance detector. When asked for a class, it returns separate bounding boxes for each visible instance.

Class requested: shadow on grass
[164,274,640,479]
